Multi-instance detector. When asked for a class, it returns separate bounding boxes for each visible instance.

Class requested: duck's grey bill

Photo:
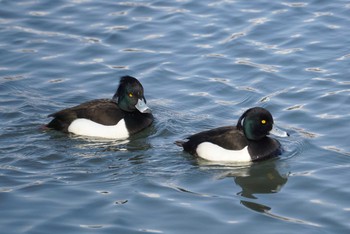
[269,125,289,137]
[135,99,151,113]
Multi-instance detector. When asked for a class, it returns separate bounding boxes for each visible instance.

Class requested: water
[1,0,350,233]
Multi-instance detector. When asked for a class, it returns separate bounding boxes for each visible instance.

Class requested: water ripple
[235,58,280,73]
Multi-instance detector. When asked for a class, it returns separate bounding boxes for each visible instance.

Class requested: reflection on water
[213,161,321,227]
[213,160,288,203]
[233,161,290,218]
[233,161,288,199]
[199,159,289,210]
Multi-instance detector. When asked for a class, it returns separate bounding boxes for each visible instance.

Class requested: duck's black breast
[47,99,124,132]
[181,126,248,155]
[123,112,154,135]
[248,137,282,161]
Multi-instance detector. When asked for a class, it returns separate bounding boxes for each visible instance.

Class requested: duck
[176,107,289,162]
[46,75,154,139]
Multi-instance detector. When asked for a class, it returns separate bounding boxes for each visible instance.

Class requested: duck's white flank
[196,142,251,162]
[68,118,129,139]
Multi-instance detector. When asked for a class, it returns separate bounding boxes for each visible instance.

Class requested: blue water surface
[1,0,350,233]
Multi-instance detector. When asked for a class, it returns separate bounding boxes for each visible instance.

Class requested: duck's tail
[174,140,185,147]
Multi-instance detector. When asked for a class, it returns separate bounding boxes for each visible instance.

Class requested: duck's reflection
[234,161,288,199]
[225,162,321,226]
[237,161,289,213]
[211,160,289,213]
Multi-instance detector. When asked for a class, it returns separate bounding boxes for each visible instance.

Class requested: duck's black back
[47,99,125,132]
[181,126,248,155]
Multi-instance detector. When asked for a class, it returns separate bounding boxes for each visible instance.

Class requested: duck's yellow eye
[128,93,133,98]
[261,119,266,125]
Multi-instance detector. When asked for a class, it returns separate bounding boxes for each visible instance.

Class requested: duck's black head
[236,107,278,141]
[113,76,151,113]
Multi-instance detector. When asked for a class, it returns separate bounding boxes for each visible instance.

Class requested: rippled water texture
[1,0,350,233]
